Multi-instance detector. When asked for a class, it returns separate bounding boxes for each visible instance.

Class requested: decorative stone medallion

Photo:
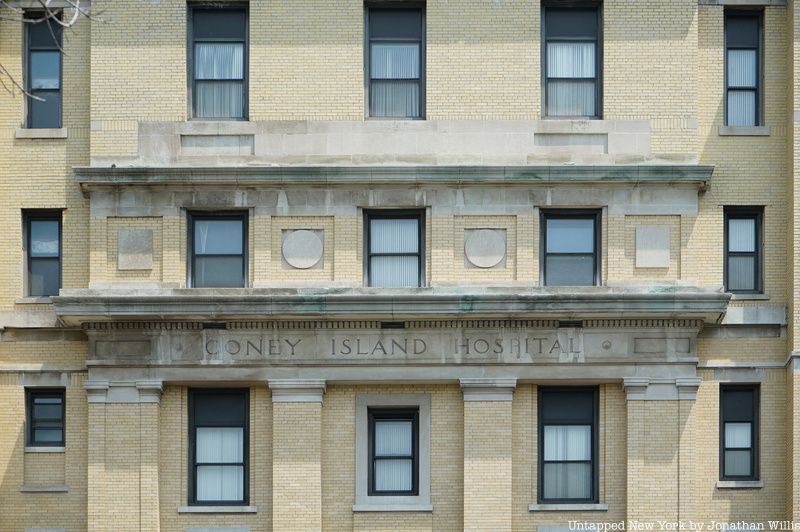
[464,229,506,269]
[117,229,153,270]
[282,229,324,269]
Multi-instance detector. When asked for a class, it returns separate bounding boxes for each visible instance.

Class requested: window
[24,211,61,297]
[365,4,424,118]
[720,385,759,480]
[189,5,247,119]
[26,388,65,446]
[364,210,424,288]
[189,389,248,505]
[725,10,762,127]
[538,387,598,503]
[724,207,762,293]
[189,213,247,288]
[25,11,62,128]
[541,210,600,286]
[543,3,600,118]
[369,408,419,495]
[355,394,431,511]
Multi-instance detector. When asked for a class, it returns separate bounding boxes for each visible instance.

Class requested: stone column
[269,379,326,532]
[460,378,516,532]
[85,380,163,532]
[623,377,699,524]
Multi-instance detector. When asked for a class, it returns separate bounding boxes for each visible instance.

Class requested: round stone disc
[464,229,505,269]
[282,230,323,269]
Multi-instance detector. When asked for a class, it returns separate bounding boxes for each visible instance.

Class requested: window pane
[728,218,755,252]
[196,43,244,80]
[722,388,755,421]
[725,422,751,448]
[728,255,756,291]
[194,256,244,288]
[33,428,62,442]
[196,465,244,501]
[547,42,595,78]
[30,220,59,257]
[29,91,61,128]
[545,8,597,39]
[546,218,594,253]
[544,425,591,461]
[369,9,422,40]
[370,256,419,288]
[375,420,412,456]
[28,19,62,48]
[545,255,595,286]
[375,458,413,491]
[724,449,752,477]
[33,402,63,420]
[195,80,244,119]
[540,390,595,423]
[30,51,60,89]
[371,43,419,79]
[727,49,756,88]
[543,462,592,500]
[727,90,756,127]
[193,9,246,40]
[370,219,419,253]
[195,220,243,255]
[726,15,759,48]
[197,427,243,463]
[547,80,595,116]
[370,80,420,118]
[193,392,248,426]
[30,258,60,296]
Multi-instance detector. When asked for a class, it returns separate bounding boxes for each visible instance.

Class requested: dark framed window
[189,389,249,505]
[25,11,63,128]
[365,4,425,119]
[725,9,762,127]
[26,388,65,446]
[364,210,425,288]
[189,212,247,288]
[541,210,600,286]
[188,4,248,119]
[543,3,601,118]
[368,408,419,496]
[538,387,598,503]
[724,207,763,293]
[24,210,61,297]
[720,385,759,481]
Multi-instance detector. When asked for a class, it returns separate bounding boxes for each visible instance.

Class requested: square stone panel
[635,226,670,268]
[117,228,153,270]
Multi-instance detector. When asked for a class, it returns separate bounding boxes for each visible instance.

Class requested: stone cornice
[73,164,714,188]
[52,286,730,326]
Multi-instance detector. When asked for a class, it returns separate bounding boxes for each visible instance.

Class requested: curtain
[543,425,591,499]
[728,218,755,252]
[547,42,595,116]
[544,425,591,461]
[370,219,419,288]
[195,220,243,255]
[727,218,755,291]
[725,422,751,448]
[196,427,244,501]
[195,43,244,118]
[727,91,756,127]
[374,420,413,492]
[728,49,756,87]
[370,43,420,118]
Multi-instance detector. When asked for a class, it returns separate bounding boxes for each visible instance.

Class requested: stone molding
[268,379,326,403]
[623,377,701,401]
[460,378,517,401]
[84,380,163,404]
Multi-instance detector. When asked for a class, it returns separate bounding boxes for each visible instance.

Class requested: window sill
[729,293,770,301]
[177,505,257,514]
[718,125,770,137]
[529,503,609,512]
[716,480,763,490]
[20,484,68,492]
[353,503,433,512]
[15,128,68,139]
[25,446,65,453]
[15,297,53,305]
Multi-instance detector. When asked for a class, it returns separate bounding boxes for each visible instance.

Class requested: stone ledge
[529,503,608,512]
[24,446,65,453]
[15,127,68,139]
[177,506,258,514]
[700,0,784,5]
[460,378,517,401]
[20,484,69,493]
[718,125,771,136]
[15,297,53,305]
[352,503,433,512]
[715,480,764,489]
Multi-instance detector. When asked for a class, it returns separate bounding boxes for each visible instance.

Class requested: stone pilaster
[85,380,162,532]
[460,378,516,532]
[269,379,326,532]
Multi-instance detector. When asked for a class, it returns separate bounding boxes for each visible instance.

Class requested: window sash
[27,390,65,446]
[190,214,247,288]
[365,212,424,288]
[25,213,61,297]
[25,11,62,128]
[542,213,599,287]
[720,386,758,480]
[368,409,419,496]
[724,210,762,293]
[725,13,760,126]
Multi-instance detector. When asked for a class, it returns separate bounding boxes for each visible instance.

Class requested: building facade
[0,0,799,531]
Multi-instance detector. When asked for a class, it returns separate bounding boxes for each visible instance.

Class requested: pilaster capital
[459,378,517,401]
[84,380,163,404]
[623,377,700,401]
[268,379,326,403]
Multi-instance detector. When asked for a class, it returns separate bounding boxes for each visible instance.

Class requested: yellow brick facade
[1,0,799,530]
